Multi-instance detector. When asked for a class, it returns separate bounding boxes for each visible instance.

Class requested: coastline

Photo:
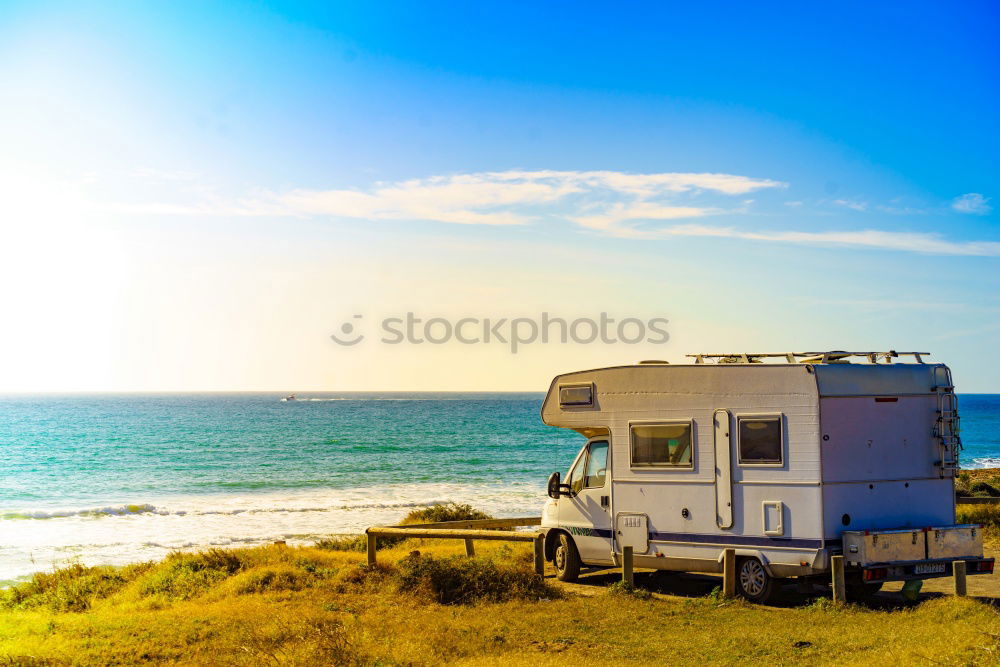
[0,481,547,586]
[4,468,997,588]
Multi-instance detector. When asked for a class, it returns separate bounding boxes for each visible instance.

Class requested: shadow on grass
[558,567,1000,611]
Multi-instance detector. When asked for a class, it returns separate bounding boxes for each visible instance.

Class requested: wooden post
[464,539,475,557]
[366,531,377,567]
[533,533,545,576]
[622,545,634,587]
[722,548,736,599]
[953,560,967,597]
[831,555,846,604]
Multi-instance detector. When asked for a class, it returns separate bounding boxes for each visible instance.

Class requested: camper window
[585,441,608,488]
[568,452,588,495]
[738,417,782,465]
[559,383,594,407]
[630,423,693,468]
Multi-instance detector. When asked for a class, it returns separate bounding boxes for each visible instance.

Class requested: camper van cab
[539,352,993,602]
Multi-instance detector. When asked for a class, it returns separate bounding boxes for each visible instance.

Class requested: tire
[553,532,581,582]
[736,557,776,603]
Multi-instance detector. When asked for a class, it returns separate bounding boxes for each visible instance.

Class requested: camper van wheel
[554,533,581,582]
[736,557,775,603]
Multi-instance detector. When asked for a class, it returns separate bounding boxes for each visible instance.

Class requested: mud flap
[901,579,923,601]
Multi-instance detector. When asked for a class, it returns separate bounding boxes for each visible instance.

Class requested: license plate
[914,562,946,575]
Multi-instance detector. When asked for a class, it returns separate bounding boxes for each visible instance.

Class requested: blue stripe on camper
[567,526,614,539]
[648,531,824,550]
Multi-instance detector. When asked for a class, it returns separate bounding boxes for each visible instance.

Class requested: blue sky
[0,2,997,390]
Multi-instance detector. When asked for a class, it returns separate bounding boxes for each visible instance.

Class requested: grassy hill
[2,504,999,665]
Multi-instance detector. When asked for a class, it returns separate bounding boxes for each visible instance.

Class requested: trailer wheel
[553,533,581,582]
[736,557,775,603]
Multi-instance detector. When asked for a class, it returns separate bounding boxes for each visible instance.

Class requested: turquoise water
[0,392,997,583]
[0,393,580,583]
[959,395,1000,469]
[0,393,578,507]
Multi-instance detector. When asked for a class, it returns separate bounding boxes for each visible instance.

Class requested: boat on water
[281,394,297,402]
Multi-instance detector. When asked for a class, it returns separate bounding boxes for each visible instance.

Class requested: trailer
[539,352,993,602]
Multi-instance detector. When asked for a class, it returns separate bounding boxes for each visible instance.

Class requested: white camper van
[539,352,993,602]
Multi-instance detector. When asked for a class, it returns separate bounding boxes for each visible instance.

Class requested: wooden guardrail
[956,496,1000,505]
[365,517,546,575]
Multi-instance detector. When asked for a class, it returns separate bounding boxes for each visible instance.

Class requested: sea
[1,392,998,585]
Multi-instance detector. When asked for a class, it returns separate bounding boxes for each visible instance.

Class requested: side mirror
[547,471,561,499]
[547,471,572,498]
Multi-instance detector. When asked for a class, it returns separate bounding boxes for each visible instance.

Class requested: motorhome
[539,352,993,602]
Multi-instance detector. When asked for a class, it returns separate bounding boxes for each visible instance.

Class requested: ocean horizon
[2,392,998,585]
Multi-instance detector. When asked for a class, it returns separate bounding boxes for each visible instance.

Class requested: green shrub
[955,471,972,496]
[139,549,246,600]
[316,504,495,553]
[1,562,151,612]
[395,553,555,605]
[401,503,493,525]
[969,481,1000,498]
[607,580,652,600]
[225,566,311,595]
[315,532,411,552]
[314,535,368,552]
[957,504,1000,529]
[957,503,1000,546]
[808,596,836,611]
[333,562,397,594]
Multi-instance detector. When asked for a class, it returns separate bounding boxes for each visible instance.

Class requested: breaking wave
[280,397,472,402]
[968,457,1000,470]
[1,504,159,520]
[0,498,466,520]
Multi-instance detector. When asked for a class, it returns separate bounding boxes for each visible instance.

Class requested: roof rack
[686,351,930,365]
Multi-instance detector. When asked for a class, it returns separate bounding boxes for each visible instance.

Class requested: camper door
[559,439,614,564]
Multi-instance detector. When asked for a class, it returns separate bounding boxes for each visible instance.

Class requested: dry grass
[962,468,1000,485]
[314,502,494,553]
[2,537,999,666]
[957,469,1000,498]
[958,503,1000,545]
[3,500,1000,664]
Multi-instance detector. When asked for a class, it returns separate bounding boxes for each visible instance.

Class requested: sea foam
[0,481,546,584]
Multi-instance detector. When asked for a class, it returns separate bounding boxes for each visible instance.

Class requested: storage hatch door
[616,513,649,554]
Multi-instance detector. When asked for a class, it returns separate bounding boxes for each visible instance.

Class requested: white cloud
[94,169,1000,257]
[622,225,1000,256]
[111,169,784,229]
[952,192,991,215]
[268,170,782,228]
[833,199,868,211]
[570,203,713,231]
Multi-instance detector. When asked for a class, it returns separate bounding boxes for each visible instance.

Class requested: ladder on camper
[932,365,961,476]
